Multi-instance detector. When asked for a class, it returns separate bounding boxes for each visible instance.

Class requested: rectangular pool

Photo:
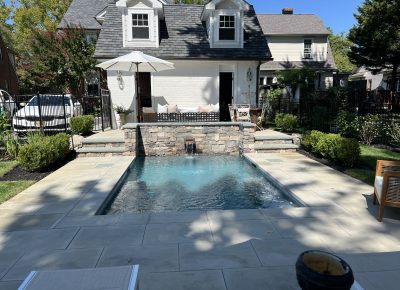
[104,156,297,214]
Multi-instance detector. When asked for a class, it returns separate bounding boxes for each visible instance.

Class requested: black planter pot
[296,250,354,290]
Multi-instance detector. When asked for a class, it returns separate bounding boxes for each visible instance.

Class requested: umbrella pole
[135,62,141,122]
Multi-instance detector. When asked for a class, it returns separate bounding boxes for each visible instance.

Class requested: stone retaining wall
[123,122,255,156]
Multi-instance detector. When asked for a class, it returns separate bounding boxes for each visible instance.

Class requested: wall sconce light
[246,67,253,83]
[117,70,124,90]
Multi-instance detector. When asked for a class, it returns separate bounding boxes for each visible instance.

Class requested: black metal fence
[0,91,112,135]
[269,89,400,146]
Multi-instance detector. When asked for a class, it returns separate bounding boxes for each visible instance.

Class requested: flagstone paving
[0,153,399,289]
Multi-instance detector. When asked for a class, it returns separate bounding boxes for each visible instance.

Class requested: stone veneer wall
[123,122,255,156]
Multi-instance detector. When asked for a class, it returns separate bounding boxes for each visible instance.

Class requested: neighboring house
[59,0,271,122]
[257,8,337,97]
[349,66,400,110]
[0,33,18,95]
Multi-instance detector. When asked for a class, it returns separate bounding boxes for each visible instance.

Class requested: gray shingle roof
[94,4,271,60]
[260,42,337,71]
[257,14,331,35]
[59,0,109,30]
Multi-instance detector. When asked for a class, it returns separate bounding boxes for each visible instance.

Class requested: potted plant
[296,250,354,290]
[114,105,132,128]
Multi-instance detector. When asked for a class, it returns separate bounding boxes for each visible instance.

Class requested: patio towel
[18,265,139,290]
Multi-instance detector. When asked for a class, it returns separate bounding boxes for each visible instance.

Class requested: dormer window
[132,13,149,39]
[219,15,235,40]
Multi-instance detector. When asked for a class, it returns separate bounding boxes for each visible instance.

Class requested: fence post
[62,94,68,132]
[100,91,105,132]
[36,93,44,134]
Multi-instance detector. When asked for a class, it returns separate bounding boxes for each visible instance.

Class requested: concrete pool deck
[0,153,400,289]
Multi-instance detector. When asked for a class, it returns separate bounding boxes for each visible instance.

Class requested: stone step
[254,143,299,152]
[76,147,125,157]
[81,137,125,149]
[254,139,294,145]
[254,134,294,141]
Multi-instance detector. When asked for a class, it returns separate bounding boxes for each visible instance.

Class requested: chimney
[282,7,294,15]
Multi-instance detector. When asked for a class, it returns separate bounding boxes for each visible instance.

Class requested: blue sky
[4,0,364,34]
[251,0,364,34]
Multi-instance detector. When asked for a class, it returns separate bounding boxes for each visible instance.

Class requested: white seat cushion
[374,176,383,199]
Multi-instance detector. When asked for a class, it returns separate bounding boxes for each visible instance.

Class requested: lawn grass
[0,160,18,177]
[0,180,35,204]
[344,145,400,185]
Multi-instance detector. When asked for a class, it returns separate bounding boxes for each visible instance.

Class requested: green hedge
[18,133,70,172]
[302,130,360,167]
[70,115,94,135]
[274,113,298,132]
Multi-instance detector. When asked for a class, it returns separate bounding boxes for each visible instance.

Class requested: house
[0,33,18,95]
[349,66,400,110]
[59,0,271,122]
[257,8,337,97]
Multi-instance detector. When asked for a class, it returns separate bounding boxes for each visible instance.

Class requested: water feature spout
[184,137,196,155]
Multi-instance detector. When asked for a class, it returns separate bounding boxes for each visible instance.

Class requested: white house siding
[266,36,328,62]
[106,59,259,122]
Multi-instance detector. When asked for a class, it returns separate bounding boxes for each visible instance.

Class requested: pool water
[105,156,296,214]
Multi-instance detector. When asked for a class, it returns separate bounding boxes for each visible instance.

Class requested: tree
[328,30,355,73]
[0,0,13,48]
[348,0,400,93]
[21,25,97,97]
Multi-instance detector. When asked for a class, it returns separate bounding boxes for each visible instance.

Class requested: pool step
[253,131,299,153]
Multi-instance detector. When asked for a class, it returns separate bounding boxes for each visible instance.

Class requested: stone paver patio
[0,153,400,289]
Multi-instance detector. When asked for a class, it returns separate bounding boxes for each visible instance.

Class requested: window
[304,39,312,59]
[132,14,149,39]
[0,47,3,62]
[219,15,235,40]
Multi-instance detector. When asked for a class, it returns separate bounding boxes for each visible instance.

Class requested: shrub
[70,115,94,135]
[275,113,298,132]
[334,137,360,167]
[302,130,360,167]
[18,133,70,172]
[335,110,357,137]
[315,134,340,159]
[302,130,325,152]
[0,112,11,148]
[391,123,400,145]
[356,114,380,145]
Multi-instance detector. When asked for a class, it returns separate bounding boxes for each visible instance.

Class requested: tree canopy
[348,0,400,92]
[328,29,355,73]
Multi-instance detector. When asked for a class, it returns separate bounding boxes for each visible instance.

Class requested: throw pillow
[168,104,179,113]
[199,105,211,113]
[157,104,168,114]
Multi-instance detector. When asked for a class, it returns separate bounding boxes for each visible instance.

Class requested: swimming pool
[104,156,297,214]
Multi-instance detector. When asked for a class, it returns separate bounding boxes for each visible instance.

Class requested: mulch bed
[0,151,76,182]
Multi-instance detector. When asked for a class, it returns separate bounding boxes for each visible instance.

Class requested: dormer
[201,0,250,49]
[116,0,167,48]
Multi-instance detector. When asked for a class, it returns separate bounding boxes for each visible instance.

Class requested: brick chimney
[282,7,294,14]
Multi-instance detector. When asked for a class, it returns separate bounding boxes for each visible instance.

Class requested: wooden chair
[236,104,251,122]
[373,160,400,221]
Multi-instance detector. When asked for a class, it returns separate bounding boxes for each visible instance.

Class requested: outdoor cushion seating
[373,160,400,221]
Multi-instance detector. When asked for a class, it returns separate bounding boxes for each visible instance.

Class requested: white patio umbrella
[96,51,175,122]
